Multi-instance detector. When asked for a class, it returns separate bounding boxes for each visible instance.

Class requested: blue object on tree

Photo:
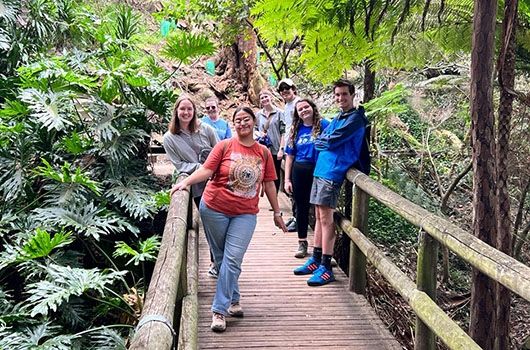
[160,19,177,37]
[205,60,216,76]
[268,74,277,87]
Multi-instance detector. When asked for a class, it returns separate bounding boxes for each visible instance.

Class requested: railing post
[349,183,368,294]
[415,231,438,350]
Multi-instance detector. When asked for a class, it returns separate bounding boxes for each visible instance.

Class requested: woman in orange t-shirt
[173,106,287,333]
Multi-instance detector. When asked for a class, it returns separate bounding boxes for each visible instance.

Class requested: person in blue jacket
[294,79,370,286]
[201,96,232,140]
[284,99,329,259]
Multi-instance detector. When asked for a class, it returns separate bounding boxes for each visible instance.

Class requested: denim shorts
[309,177,343,209]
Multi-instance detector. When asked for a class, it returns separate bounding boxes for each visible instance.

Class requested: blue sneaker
[293,256,319,275]
[307,265,335,286]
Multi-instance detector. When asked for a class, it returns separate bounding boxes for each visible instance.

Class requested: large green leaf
[19,89,74,131]
[20,228,74,260]
[32,202,138,240]
[25,264,127,317]
[161,31,215,64]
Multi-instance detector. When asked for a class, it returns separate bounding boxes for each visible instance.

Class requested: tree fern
[24,264,126,317]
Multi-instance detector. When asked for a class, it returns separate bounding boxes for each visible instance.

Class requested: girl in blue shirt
[284,99,330,258]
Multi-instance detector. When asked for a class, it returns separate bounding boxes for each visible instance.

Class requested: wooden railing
[339,169,530,350]
[129,176,199,350]
[129,168,530,350]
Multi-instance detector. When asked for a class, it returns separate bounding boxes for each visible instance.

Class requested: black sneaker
[287,218,297,232]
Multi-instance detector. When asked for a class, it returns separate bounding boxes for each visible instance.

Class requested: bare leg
[318,205,336,255]
[313,206,323,248]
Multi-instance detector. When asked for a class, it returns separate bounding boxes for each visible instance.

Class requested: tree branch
[440,161,472,213]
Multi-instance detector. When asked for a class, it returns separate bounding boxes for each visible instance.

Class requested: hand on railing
[171,181,189,196]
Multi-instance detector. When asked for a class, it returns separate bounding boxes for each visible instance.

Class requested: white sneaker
[207,264,218,279]
[211,312,226,332]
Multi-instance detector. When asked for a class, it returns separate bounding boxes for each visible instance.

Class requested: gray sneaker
[228,302,244,317]
[294,241,308,258]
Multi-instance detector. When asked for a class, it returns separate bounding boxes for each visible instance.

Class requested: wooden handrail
[338,215,480,350]
[342,168,530,350]
[346,169,530,301]
[129,177,198,350]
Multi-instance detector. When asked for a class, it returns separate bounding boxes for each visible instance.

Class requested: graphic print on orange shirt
[227,152,263,198]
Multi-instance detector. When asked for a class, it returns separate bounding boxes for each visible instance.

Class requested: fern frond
[161,31,216,64]
[363,83,411,120]
[25,264,127,317]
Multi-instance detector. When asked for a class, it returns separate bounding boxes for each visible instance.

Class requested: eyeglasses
[278,86,292,93]
[205,106,217,111]
[233,117,252,125]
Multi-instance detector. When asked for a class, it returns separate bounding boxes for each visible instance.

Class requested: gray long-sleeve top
[256,107,285,154]
[163,123,219,198]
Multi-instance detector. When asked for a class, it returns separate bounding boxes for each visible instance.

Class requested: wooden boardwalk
[197,193,401,350]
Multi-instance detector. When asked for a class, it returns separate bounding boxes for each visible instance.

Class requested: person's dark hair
[232,106,256,121]
[288,98,324,148]
[168,95,198,134]
[333,79,355,95]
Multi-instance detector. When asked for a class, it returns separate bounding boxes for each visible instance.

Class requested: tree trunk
[494,1,518,349]
[469,0,498,349]
[363,61,376,103]
[217,22,264,105]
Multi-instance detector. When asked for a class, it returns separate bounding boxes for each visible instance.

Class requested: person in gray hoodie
[163,95,219,207]
[163,95,220,277]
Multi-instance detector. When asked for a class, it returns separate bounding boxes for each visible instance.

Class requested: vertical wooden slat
[415,231,439,350]
[349,184,369,294]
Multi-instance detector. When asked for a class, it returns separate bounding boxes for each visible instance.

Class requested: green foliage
[161,31,216,64]
[364,84,411,121]
[368,199,418,245]
[35,159,102,196]
[114,236,161,266]
[20,228,74,260]
[24,264,126,317]
[105,179,157,220]
[19,89,75,131]
[33,202,138,240]
[113,5,141,41]
[0,323,77,350]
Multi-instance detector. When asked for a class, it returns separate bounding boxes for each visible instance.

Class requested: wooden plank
[197,193,401,350]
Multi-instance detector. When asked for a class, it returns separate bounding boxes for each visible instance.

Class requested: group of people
[164,78,370,332]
